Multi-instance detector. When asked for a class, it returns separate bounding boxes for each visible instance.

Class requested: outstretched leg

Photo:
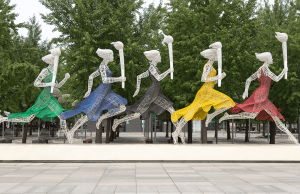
[171,117,188,144]
[264,109,299,145]
[219,112,259,123]
[112,113,141,132]
[67,115,89,144]
[0,114,36,124]
[153,96,179,127]
[206,107,230,127]
[96,105,126,129]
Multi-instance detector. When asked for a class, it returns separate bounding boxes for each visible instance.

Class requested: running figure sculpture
[111,36,179,141]
[219,32,299,145]
[0,48,69,135]
[60,42,127,143]
[171,42,235,144]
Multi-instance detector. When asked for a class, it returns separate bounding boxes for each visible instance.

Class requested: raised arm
[242,70,258,99]
[99,64,124,84]
[133,70,149,97]
[263,66,288,82]
[148,65,172,81]
[201,62,225,82]
[56,73,70,88]
[34,68,54,88]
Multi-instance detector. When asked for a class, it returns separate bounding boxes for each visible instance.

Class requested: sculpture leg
[112,113,141,132]
[96,105,126,129]
[219,112,259,123]
[57,115,69,137]
[206,107,230,127]
[264,109,299,145]
[153,96,179,128]
[67,115,89,144]
[172,117,188,144]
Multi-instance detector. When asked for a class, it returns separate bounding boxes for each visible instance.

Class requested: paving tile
[115,185,137,194]
[137,185,158,193]
[176,185,202,193]
[3,185,34,193]
[47,185,76,194]
[197,185,223,193]
[255,185,287,193]
[0,183,19,193]
[93,185,116,194]
[156,185,180,194]
[70,183,97,193]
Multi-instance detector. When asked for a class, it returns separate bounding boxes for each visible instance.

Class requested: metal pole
[85,126,87,139]
[49,122,50,138]
[2,122,4,139]
[154,115,156,143]
[22,124,24,138]
[232,119,234,144]
[216,118,218,144]
[249,119,251,139]
[150,113,153,141]
[12,122,15,139]
[268,121,270,143]
[38,119,40,138]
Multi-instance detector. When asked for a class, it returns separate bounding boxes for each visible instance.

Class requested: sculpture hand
[65,73,70,79]
[120,77,126,82]
[169,68,174,73]
[242,90,248,99]
[133,90,139,97]
[83,90,91,98]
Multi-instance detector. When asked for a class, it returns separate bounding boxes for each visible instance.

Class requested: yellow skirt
[171,87,235,122]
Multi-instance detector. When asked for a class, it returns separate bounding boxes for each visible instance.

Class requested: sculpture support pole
[217,48,222,87]
[119,49,125,88]
[50,56,59,93]
[282,41,287,79]
[232,119,234,144]
[168,43,173,79]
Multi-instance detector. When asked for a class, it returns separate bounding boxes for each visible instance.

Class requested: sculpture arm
[148,65,172,81]
[265,66,288,82]
[201,63,225,82]
[133,71,149,97]
[83,69,100,98]
[100,64,123,84]
[56,73,70,88]
[242,71,258,99]
[34,68,53,87]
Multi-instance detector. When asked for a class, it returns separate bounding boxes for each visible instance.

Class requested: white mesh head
[144,50,160,61]
[200,49,218,61]
[255,52,272,62]
[96,49,113,59]
[42,54,55,64]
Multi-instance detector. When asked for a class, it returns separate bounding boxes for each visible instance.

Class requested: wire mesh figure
[0,48,70,135]
[60,45,127,143]
[219,32,299,145]
[171,42,235,144]
[111,50,179,139]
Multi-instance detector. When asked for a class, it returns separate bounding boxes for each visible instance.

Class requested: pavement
[0,163,300,194]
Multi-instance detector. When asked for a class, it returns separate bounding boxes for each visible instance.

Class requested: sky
[10,0,274,41]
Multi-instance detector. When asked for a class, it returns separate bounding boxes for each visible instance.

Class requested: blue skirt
[60,83,127,121]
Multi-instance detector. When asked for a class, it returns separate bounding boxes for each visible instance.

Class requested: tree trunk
[245,119,249,142]
[263,122,266,136]
[106,118,110,143]
[116,125,120,137]
[22,123,28,143]
[289,118,292,132]
[201,118,207,143]
[170,123,174,142]
[16,124,19,137]
[165,121,169,137]
[270,121,276,144]
[226,121,231,140]
[188,120,192,143]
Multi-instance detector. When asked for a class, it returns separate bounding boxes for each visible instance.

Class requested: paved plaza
[0,163,300,194]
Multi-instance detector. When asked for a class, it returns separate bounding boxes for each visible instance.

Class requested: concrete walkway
[0,144,299,162]
[0,163,300,193]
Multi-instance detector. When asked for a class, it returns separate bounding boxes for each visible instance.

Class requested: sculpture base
[0,139,12,143]
[32,139,49,144]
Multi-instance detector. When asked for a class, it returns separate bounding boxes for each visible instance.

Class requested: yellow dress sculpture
[171,64,235,122]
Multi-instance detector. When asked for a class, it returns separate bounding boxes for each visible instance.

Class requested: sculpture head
[111,41,124,50]
[42,54,55,65]
[200,49,218,61]
[255,52,273,64]
[96,49,113,62]
[144,50,161,63]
